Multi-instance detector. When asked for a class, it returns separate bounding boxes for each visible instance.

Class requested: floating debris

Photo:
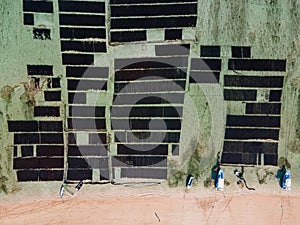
[154,212,160,222]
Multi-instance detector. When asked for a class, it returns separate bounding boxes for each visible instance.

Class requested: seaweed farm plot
[8,64,64,181]
[111,44,189,180]
[221,46,286,166]
[110,0,198,43]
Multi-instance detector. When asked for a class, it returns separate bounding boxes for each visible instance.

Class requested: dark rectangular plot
[34,106,60,117]
[113,93,185,105]
[165,29,182,40]
[111,31,146,42]
[241,153,257,165]
[59,14,105,26]
[24,13,34,25]
[269,90,282,102]
[8,121,38,132]
[112,156,167,167]
[221,153,242,164]
[111,118,181,130]
[68,145,108,157]
[39,170,64,181]
[21,146,34,157]
[69,106,105,117]
[114,132,125,142]
[68,157,108,169]
[224,75,284,88]
[27,65,53,76]
[242,142,263,154]
[111,17,197,29]
[114,80,186,93]
[100,169,110,180]
[164,132,180,142]
[66,66,108,78]
[115,57,188,70]
[155,44,190,56]
[68,118,106,130]
[44,91,61,101]
[39,121,62,132]
[231,46,251,58]
[228,59,286,71]
[68,92,86,104]
[115,68,186,81]
[67,169,92,180]
[59,1,105,13]
[86,158,108,169]
[51,78,61,88]
[37,145,64,157]
[246,103,281,114]
[189,71,219,83]
[226,115,281,127]
[61,41,106,53]
[17,170,39,182]
[89,133,107,145]
[243,142,278,154]
[111,0,197,3]
[68,157,90,169]
[40,133,64,144]
[62,54,94,65]
[68,133,76,145]
[166,132,180,143]
[67,79,107,91]
[172,145,179,155]
[120,168,167,179]
[224,89,257,101]
[264,154,278,166]
[14,133,39,144]
[111,106,183,117]
[14,158,39,169]
[191,58,221,71]
[14,146,18,157]
[111,4,197,17]
[262,142,278,154]
[223,141,244,153]
[117,144,168,155]
[60,28,106,39]
[200,46,220,57]
[23,1,53,13]
[224,128,279,140]
[124,132,180,143]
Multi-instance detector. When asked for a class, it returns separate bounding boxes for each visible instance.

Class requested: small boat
[186,175,194,189]
[216,169,224,191]
[75,180,84,191]
[282,170,291,190]
[60,185,65,198]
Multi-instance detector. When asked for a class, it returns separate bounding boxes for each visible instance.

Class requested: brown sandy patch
[1,191,299,225]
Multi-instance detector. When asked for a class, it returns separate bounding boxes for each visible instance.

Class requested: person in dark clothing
[234,169,243,180]
[211,163,221,187]
[234,168,255,191]
[276,165,286,188]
